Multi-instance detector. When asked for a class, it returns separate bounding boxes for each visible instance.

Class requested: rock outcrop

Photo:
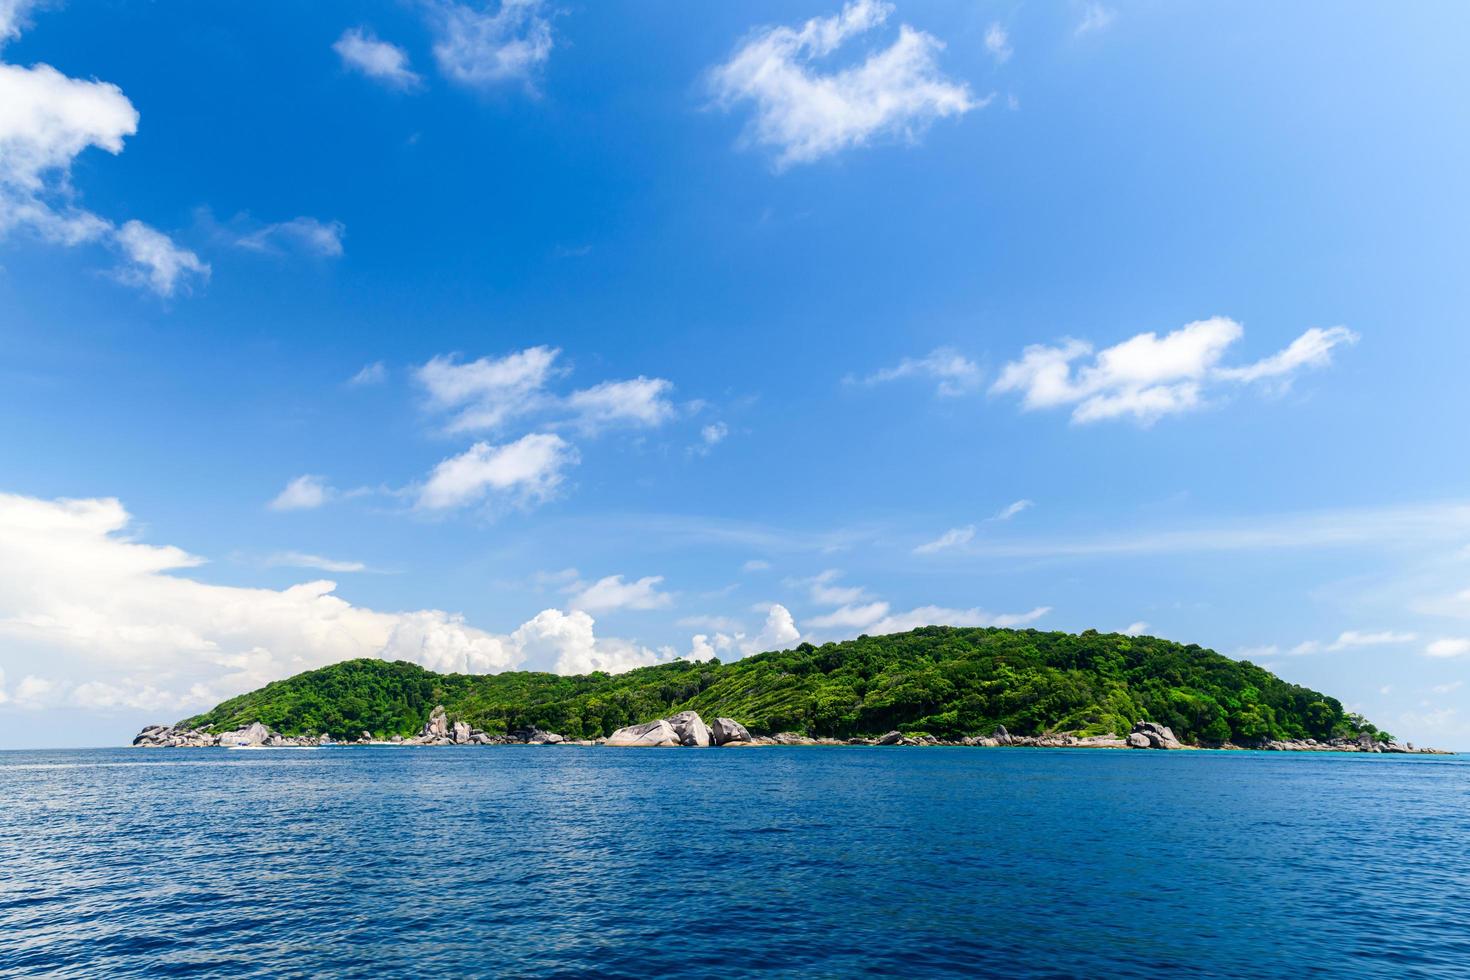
[1127,721,1183,749]
[668,711,713,747]
[605,718,682,747]
[710,717,751,745]
[218,721,274,747]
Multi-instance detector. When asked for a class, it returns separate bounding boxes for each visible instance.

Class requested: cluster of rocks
[604,711,753,747]
[133,721,328,748]
[386,705,586,746]
[1250,732,1447,754]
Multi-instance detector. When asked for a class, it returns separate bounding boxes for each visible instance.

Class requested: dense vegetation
[180,627,1385,745]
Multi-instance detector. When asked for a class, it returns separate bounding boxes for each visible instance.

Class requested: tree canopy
[180,626,1378,745]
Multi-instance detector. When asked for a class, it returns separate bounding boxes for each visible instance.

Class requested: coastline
[132,711,1452,755]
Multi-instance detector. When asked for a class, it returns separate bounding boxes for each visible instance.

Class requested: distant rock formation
[710,717,751,746]
[605,718,682,747]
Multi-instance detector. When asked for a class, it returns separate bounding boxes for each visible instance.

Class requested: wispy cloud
[334,27,422,90]
[349,362,387,386]
[1288,629,1418,656]
[266,552,368,573]
[1075,2,1115,36]
[269,475,335,512]
[430,0,553,91]
[984,22,1012,64]
[849,347,982,396]
[914,525,974,555]
[237,216,345,257]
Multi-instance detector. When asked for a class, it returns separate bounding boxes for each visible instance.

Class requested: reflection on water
[2,747,1468,978]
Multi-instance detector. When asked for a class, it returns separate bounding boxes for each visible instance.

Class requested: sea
[1,746,1467,978]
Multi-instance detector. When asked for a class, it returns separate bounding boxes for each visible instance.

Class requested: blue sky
[3,0,1469,748]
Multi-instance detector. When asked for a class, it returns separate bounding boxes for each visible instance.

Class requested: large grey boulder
[710,717,751,745]
[1126,732,1151,748]
[1130,721,1183,749]
[605,719,681,747]
[668,711,712,747]
[218,721,274,747]
[875,730,903,746]
[421,705,449,739]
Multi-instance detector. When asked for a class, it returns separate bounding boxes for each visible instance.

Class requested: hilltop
[177,626,1390,746]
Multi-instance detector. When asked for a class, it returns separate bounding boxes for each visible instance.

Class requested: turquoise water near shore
[2,746,1467,978]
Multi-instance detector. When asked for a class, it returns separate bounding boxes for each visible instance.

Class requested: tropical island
[131,626,1445,753]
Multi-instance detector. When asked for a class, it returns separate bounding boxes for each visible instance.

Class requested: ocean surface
[1,747,1467,979]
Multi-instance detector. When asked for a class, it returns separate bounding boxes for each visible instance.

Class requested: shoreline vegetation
[133,626,1450,754]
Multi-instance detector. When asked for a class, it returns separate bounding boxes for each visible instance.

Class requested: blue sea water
[1,747,1467,979]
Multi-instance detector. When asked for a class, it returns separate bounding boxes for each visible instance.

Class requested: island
[132,626,1447,753]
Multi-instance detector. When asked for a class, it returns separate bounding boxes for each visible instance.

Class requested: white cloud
[0,0,41,44]
[350,361,387,385]
[914,525,974,555]
[678,614,744,633]
[334,27,422,89]
[416,432,575,510]
[807,601,891,630]
[739,603,801,655]
[742,559,771,572]
[691,420,730,456]
[984,22,1012,63]
[417,347,561,433]
[992,499,1033,521]
[803,568,869,606]
[1426,638,1470,659]
[1431,680,1463,695]
[861,603,1050,636]
[991,318,1358,424]
[0,39,206,296]
[566,377,676,430]
[568,574,672,613]
[1121,621,1149,636]
[113,219,209,296]
[0,492,685,716]
[1075,2,1115,35]
[237,216,345,257]
[266,552,367,574]
[511,608,663,675]
[1288,630,1418,656]
[709,0,980,169]
[269,475,334,512]
[851,347,982,396]
[430,0,553,90]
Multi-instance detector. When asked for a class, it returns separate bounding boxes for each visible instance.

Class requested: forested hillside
[180,627,1384,745]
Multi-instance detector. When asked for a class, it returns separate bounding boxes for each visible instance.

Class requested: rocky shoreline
[132,711,1451,754]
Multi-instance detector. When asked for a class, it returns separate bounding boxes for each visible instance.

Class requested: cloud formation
[991,318,1357,424]
[269,475,334,511]
[237,216,345,257]
[709,0,980,168]
[430,0,553,90]
[334,27,422,89]
[416,432,576,511]
[568,574,672,613]
[850,347,982,396]
[0,492,680,715]
[0,20,207,295]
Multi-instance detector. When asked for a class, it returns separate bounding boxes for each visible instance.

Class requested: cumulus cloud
[810,601,1049,635]
[237,216,345,257]
[708,0,980,169]
[334,27,421,89]
[0,492,681,715]
[740,603,801,656]
[511,608,663,675]
[991,318,1358,424]
[417,346,561,433]
[568,574,672,613]
[416,432,576,510]
[1121,621,1149,636]
[430,0,553,90]
[984,23,1012,63]
[850,347,982,396]
[269,475,334,511]
[0,30,207,295]
[566,377,676,430]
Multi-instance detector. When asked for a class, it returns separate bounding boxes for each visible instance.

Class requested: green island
[177,626,1392,746]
